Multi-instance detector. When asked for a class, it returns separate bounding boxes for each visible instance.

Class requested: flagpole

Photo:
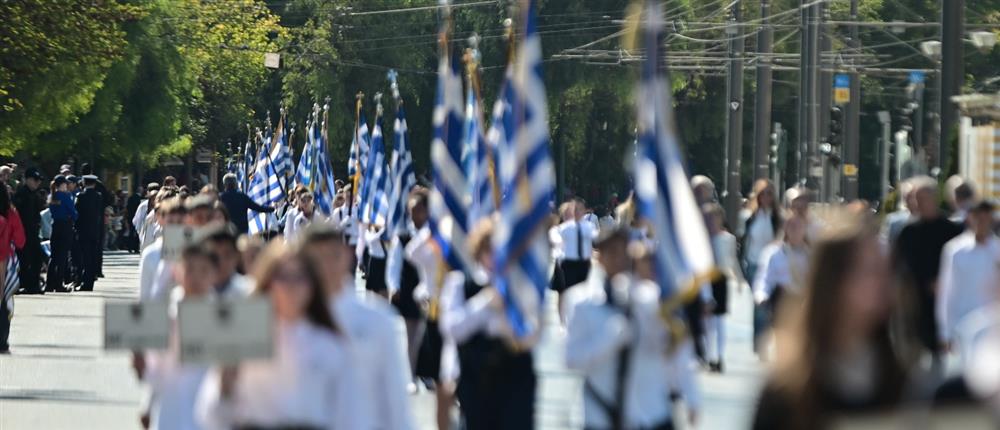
[350,92,364,217]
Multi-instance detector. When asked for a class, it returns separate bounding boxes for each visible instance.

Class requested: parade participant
[148,195,214,300]
[184,194,216,227]
[740,178,782,356]
[125,185,144,253]
[936,200,1000,357]
[236,234,266,275]
[691,175,717,206]
[330,188,359,254]
[300,223,416,430]
[394,188,429,383]
[73,175,103,291]
[286,188,318,241]
[882,180,916,245]
[552,200,595,322]
[893,176,963,372]
[281,186,303,239]
[578,198,600,233]
[753,214,811,358]
[46,176,77,293]
[138,195,184,302]
[0,187,26,353]
[218,173,274,235]
[441,218,536,430]
[144,244,219,430]
[363,223,389,297]
[202,224,253,298]
[13,167,44,294]
[196,243,367,430]
[210,200,229,224]
[163,176,177,188]
[752,215,906,430]
[564,225,699,430]
[134,183,161,250]
[703,203,744,373]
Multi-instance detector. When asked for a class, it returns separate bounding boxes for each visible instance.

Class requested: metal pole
[878,112,891,201]
[796,0,809,186]
[818,2,833,201]
[753,0,773,183]
[940,0,964,173]
[724,2,745,229]
[843,0,861,201]
[806,1,821,193]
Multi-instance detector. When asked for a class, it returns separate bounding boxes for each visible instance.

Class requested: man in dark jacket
[13,168,44,294]
[75,175,103,291]
[219,173,274,235]
[125,186,143,253]
[79,164,112,277]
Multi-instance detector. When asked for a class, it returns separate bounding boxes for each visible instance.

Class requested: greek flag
[294,123,316,189]
[387,103,416,236]
[429,35,471,272]
[247,120,291,235]
[463,85,494,229]
[360,113,389,227]
[485,70,514,200]
[313,115,337,216]
[634,0,714,298]
[237,141,253,191]
[491,0,555,341]
[348,114,370,197]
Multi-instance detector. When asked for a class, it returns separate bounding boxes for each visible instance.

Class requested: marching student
[552,200,595,323]
[197,242,367,430]
[565,226,699,430]
[330,188,359,253]
[299,223,416,430]
[286,188,318,242]
[702,203,745,373]
[282,185,303,239]
[752,214,906,430]
[391,188,428,380]
[363,224,389,297]
[202,225,253,297]
[753,214,811,359]
[138,194,183,302]
[440,218,536,430]
[144,244,219,430]
[740,179,782,356]
[236,234,266,276]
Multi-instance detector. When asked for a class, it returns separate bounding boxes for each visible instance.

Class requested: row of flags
[232,0,714,345]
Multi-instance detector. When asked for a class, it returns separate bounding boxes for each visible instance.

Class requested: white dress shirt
[331,205,358,245]
[742,209,775,266]
[439,269,510,343]
[145,289,208,430]
[937,233,1000,343]
[712,231,744,284]
[139,240,164,302]
[282,206,300,239]
[197,320,368,430]
[752,243,810,304]
[563,266,700,428]
[141,211,159,251]
[405,226,441,303]
[557,220,596,261]
[150,258,177,302]
[133,199,149,237]
[330,287,415,430]
[365,227,387,259]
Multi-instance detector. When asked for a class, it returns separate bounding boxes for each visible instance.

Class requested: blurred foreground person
[564,226,698,430]
[441,219,536,430]
[197,243,367,429]
[299,223,415,430]
[740,179,782,356]
[752,215,906,430]
[0,187,26,354]
[893,176,963,371]
[703,203,744,373]
[753,214,811,358]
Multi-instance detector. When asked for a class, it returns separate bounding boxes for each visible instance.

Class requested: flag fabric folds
[463,84,494,230]
[387,104,416,236]
[348,114,370,197]
[313,112,337,217]
[491,0,555,341]
[360,113,390,228]
[247,119,291,235]
[429,36,472,272]
[633,0,714,298]
[294,123,316,190]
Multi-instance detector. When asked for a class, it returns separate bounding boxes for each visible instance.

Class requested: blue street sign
[909,71,925,84]
[834,74,850,88]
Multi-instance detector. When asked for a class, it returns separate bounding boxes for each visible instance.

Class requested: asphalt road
[0,251,763,429]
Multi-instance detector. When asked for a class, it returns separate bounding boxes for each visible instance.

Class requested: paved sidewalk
[0,251,763,429]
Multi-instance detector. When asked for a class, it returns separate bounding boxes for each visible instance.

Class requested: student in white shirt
[282,188,302,240]
[134,183,160,250]
[552,201,596,323]
[565,226,700,430]
[202,225,254,297]
[703,203,745,373]
[300,223,416,430]
[753,214,810,359]
[197,242,366,430]
[144,244,219,430]
[440,218,537,430]
[286,188,319,242]
[138,195,185,302]
[937,200,1000,353]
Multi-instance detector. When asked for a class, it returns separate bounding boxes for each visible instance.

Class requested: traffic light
[828,106,843,147]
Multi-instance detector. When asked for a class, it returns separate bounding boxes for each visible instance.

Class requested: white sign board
[264,52,281,69]
[161,225,209,261]
[104,302,170,351]
[178,298,273,365]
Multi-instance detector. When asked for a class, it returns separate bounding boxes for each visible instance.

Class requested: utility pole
[843,0,861,200]
[940,0,964,173]
[818,3,833,201]
[753,0,773,183]
[796,0,809,187]
[724,0,745,229]
[806,0,821,193]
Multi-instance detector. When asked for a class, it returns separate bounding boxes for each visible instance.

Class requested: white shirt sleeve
[139,245,161,302]
[936,241,957,342]
[133,200,148,232]
[439,272,493,343]
[753,245,778,304]
[564,294,631,372]
[374,312,416,430]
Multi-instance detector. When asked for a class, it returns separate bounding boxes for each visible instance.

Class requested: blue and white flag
[360,112,390,227]
[634,0,714,298]
[491,0,555,341]
[237,140,253,192]
[485,69,514,201]
[313,111,338,216]
[348,114,370,199]
[294,121,316,190]
[387,103,416,236]
[463,84,494,229]
[247,119,291,235]
[429,26,472,273]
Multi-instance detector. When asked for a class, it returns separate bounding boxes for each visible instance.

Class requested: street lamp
[970,31,998,53]
[920,40,943,60]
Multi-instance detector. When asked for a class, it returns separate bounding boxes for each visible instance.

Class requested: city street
[0,251,763,429]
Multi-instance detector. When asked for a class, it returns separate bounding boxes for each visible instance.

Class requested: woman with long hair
[197,242,367,429]
[752,214,907,429]
[741,179,782,356]
[0,186,25,353]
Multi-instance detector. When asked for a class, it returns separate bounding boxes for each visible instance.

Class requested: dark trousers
[17,234,42,293]
[79,235,100,290]
[96,221,105,275]
[70,233,82,283]
[457,337,536,430]
[47,221,73,290]
[0,297,9,351]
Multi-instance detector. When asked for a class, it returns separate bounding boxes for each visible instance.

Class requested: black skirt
[391,258,423,320]
[553,259,591,293]
[457,334,536,430]
[365,256,387,293]
[711,276,729,315]
[415,320,443,380]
